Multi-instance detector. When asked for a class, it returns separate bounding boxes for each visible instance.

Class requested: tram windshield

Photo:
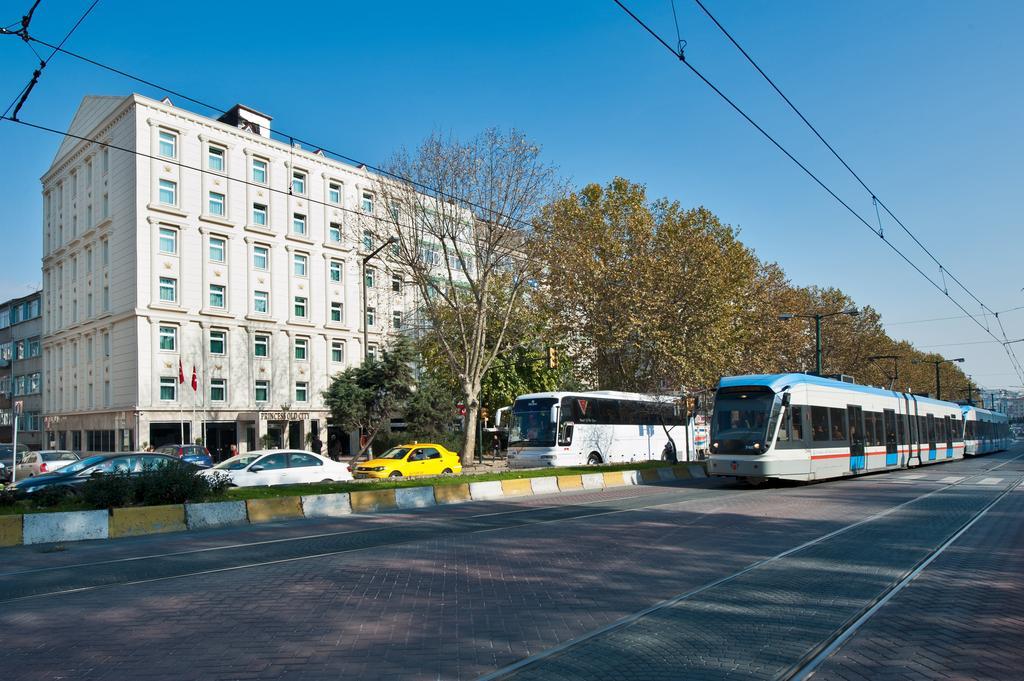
[710,387,777,455]
[508,398,558,447]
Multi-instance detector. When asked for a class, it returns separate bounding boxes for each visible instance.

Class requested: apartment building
[41,94,410,457]
[0,290,44,449]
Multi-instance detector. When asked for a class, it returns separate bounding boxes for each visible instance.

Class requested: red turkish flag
[191,366,198,392]
[178,360,185,384]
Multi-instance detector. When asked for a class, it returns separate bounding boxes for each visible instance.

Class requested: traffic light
[480,407,490,421]
[547,346,557,369]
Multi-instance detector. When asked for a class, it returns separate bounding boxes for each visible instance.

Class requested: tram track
[478,449,1024,681]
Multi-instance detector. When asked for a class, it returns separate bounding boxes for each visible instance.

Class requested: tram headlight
[753,443,761,450]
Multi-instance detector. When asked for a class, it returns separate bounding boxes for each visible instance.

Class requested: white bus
[505,391,688,468]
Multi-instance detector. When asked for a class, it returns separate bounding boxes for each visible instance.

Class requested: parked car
[0,443,30,483]
[9,453,180,497]
[155,444,214,468]
[201,450,352,487]
[15,450,81,479]
[353,443,463,479]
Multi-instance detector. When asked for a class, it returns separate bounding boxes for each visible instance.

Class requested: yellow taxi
[352,443,463,479]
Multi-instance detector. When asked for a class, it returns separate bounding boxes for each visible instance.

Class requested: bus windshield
[509,398,558,447]
[711,387,776,455]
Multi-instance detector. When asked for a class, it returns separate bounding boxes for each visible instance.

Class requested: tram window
[811,406,830,442]
[899,414,909,444]
[864,412,876,446]
[829,407,847,441]
[790,406,803,441]
[777,411,791,442]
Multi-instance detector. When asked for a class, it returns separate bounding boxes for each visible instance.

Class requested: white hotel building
[41,94,410,457]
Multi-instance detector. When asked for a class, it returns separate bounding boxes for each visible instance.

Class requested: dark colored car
[155,444,213,469]
[9,453,180,497]
[0,443,30,483]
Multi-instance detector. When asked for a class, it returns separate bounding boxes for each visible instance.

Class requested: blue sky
[1,1,1021,388]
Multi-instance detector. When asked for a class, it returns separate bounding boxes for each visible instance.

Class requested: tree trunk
[461,402,479,466]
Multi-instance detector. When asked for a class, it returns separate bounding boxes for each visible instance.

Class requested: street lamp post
[778,307,860,376]
[362,236,399,361]
[912,356,964,400]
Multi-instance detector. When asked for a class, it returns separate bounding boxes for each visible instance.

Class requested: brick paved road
[809,473,1024,681]
[1,449,1021,680]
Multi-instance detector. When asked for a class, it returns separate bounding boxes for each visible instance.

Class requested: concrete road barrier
[622,470,641,486]
[109,504,186,538]
[501,478,534,497]
[350,489,397,513]
[581,473,604,490]
[469,480,504,500]
[0,514,23,546]
[301,493,352,518]
[185,500,248,529]
[688,464,707,478]
[530,476,560,495]
[657,467,676,482]
[23,509,108,545]
[246,497,304,523]
[640,468,662,483]
[433,484,471,505]
[557,474,584,491]
[603,471,627,487]
[395,486,436,509]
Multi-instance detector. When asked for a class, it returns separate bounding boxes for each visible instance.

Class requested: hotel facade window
[255,379,269,402]
[253,245,269,270]
[252,158,268,184]
[158,130,177,158]
[253,291,269,314]
[209,236,226,262]
[292,171,306,195]
[208,192,225,216]
[208,146,225,172]
[254,333,269,356]
[253,203,268,226]
[159,277,177,303]
[159,325,176,351]
[158,179,176,205]
[210,378,227,402]
[209,284,226,308]
[209,329,226,354]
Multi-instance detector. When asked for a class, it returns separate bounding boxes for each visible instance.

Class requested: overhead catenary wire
[611,0,1024,386]
[2,0,100,121]
[13,33,536,233]
[689,0,1024,385]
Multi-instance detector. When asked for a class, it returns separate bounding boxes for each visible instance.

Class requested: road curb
[0,462,707,547]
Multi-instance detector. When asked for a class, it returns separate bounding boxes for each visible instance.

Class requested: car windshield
[57,455,110,474]
[711,387,778,455]
[508,398,557,447]
[214,454,261,470]
[378,447,412,460]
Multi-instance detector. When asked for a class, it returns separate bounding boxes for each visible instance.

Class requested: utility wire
[2,0,100,121]
[16,34,536,233]
[886,305,1024,326]
[0,115,541,276]
[689,0,1024,382]
[611,0,1024,386]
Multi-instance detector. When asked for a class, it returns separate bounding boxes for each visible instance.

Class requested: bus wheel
[587,452,602,466]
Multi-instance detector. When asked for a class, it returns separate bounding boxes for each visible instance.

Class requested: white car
[201,449,353,487]
[15,450,81,479]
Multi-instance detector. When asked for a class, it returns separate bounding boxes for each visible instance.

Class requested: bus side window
[790,406,803,442]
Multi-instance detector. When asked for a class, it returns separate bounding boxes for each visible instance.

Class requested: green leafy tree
[323,338,415,459]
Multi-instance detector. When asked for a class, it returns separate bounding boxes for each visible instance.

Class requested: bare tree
[368,129,555,464]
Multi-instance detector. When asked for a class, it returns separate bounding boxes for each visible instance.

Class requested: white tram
[707,373,990,483]
[961,405,1011,456]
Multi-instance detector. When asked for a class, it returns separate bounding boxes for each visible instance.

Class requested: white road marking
[939,476,965,483]
[978,477,1002,485]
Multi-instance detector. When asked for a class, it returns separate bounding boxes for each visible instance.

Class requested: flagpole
[178,359,185,444]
